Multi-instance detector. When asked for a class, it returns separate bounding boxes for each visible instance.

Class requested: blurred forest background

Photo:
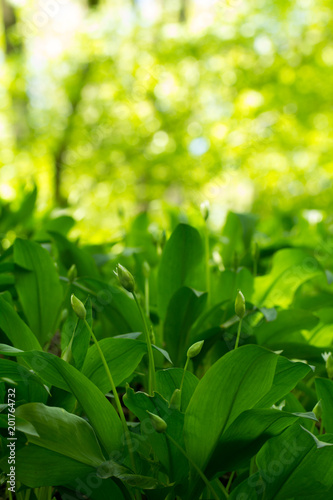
[1,0,333,240]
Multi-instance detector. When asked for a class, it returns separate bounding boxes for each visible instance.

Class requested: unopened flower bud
[322,352,333,379]
[187,340,204,359]
[200,200,210,221]
[313,400,322,420]
[169,389,181,410]
[115,264,135,293]
[67,264,77,282]
[146,411,167,433]
[235,290,246,319]
[71,294,86,320]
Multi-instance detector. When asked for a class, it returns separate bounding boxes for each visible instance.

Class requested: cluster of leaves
[1,197,333,500]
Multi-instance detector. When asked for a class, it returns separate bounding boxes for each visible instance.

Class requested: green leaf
[0,295,41,351]
[221,211,256,267]
[255,309,319,346]
[82,338,148,392]
[155,368,199,412]
[16,403,105,466]
[0,445,95,488]
[0,358,48,402]
[254,356,312,408]
[49,231,99,277]
[184,345,278,471]
[164,287,207,366]
[315,378,333,433]
[230,424,333,499]
[252,249,323,308]
[14,238,63,345]
[211,268,254,307]
[206,408,316,477]
[157,224,204,319]
[78,278,145,334]
[123,387,188,482]
[0,345,123,454]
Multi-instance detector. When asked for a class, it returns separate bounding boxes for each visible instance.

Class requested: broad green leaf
[230,424,333,499]
[184,345,278,471]
[0,358,48,402]
[14,238,63,345]
[123,387,188,482]
[316,378,333,433]
[16,403,105,466]
[78,278,145,334]
[49,231,99,277]
[155,368,199,412]
[305,308,333,346]
[82,338,148,392]
[211,267,254,307]
[221,211,256,267]
[206,408,316,477]
[0,295,41,351]
[163,287,207,366]
[254,356,312,408]
[255,309,319,346]
[0,444,95,488]
[252,249,323,308]
[157,224,204,319]
[0,345,122,454]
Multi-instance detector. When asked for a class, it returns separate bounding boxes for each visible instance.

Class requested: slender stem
[132,292,156,395]
[235,318,242,349]
[165,434,228,500]
[204,223,211,308]
[7,487,13,500]
[180,357,189,394]
[319,419,324,435]
[84,320,137,473]
[144,276,149,318]
[226,471,235,493]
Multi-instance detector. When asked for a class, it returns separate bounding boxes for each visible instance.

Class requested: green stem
[84,320,137,473]
[132,292,156,395]
[144,276,149,318]
[180,357,189,394]
[226,471,235,493]
[165,434,228,500]
[235,318,242,349]
[319,419,324,435]
[204,223,211,308]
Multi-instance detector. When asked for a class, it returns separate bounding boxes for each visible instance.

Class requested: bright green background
[1,0,333,240]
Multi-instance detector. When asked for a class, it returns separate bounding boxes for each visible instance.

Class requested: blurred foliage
[1,0,333,240]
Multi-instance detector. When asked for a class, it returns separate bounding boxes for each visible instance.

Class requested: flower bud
[115,264,135,293]
[142,261,150,278]
[187,340,204,359]
[200,200,210,221]
[322,352,333,379]
[146,411,167,433]
[169,389,181,410]
[67,264,77,282]
[313,400,322,420]
[235,290,246,319]
[71,294,86,320]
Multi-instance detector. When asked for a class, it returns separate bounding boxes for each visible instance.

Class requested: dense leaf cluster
[0,200,333,500]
